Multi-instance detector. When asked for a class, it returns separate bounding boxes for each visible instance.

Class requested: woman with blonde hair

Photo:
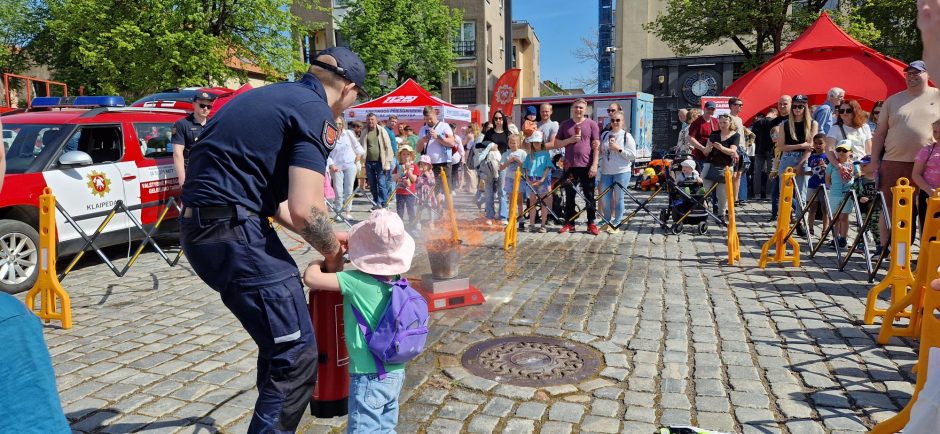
[774,94,818,230]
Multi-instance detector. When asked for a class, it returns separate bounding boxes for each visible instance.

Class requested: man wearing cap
[870,60,940,253]
[688,101,719,169]
[171,90,216,186]
[179,46,369,433]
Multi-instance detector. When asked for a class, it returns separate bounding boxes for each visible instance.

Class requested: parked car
[131,87,233,112]
[0,96,186,293]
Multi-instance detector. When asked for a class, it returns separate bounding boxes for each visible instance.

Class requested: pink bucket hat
[347,209,415,275]
[419,155,432,165]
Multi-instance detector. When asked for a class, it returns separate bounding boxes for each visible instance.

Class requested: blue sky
[513,0,598,89]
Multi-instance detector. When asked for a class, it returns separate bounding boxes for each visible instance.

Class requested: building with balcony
[292,0,350,63]
[441,0,508,112]
[511,21,540,99]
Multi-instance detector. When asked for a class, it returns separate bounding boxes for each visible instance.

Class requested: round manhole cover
[461,336,601,387]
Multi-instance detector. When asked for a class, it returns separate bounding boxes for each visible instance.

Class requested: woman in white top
[598,112,637,233]
[825,99,871,161]
[327,116,365,218]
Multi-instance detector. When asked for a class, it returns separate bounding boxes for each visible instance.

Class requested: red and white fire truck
[0,96,185,293]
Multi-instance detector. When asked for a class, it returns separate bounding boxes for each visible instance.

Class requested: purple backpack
[350,276,429,378]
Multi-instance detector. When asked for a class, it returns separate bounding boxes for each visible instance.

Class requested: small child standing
[499,134,528,227]
[524,131,553,232]
[415,155,438,226]
[825,141,859,248]
[392,145,419,226]
[806,133,830,236]
[303,210,417,433]
[853,155,881,250]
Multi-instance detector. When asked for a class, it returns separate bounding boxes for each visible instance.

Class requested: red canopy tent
[721,12,909,124]
[345,78,470,123]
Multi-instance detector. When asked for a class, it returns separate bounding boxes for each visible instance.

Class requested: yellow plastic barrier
[865,178,916,325]
[759,168,800,268]
[504,167,522,251]
[877,190,940,343]
[24,188,72,329]
[724,167,740,265]
[870,241,940,434]
[439,168,460,244]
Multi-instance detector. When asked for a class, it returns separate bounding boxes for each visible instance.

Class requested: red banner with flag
[489,68,521,120]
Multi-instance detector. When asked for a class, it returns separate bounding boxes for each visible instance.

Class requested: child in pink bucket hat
[303,208,415,431]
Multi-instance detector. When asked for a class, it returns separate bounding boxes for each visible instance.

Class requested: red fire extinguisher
[308,289,350,418]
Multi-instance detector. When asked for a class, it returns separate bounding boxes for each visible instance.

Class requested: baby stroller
[659,154,709,235]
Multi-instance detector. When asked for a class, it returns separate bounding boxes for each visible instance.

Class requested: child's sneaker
[537,225,547,233]
[528,224,536,232]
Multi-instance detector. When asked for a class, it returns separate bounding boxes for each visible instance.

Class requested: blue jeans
[739,171,748,201]
[778,152,808,217]
[365,161,389,207]
[331,165,358,214]
[599,172,631,226]
[347,371,404,434]
[180,211,317,434]
[395,193,416,224]
[483,177,504,220]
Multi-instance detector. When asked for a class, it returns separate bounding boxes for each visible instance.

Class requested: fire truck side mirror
[59,151,93,167]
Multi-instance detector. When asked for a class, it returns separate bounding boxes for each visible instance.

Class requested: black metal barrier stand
[57,197,184,281]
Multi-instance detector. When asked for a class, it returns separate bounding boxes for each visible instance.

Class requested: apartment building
[511,21,540,99]
[442,0,508,110]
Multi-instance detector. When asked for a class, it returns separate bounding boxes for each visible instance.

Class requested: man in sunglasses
[171,90,216,186]
[179,46,368,433]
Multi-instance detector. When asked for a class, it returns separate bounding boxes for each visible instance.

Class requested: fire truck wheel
[0,220,40,294]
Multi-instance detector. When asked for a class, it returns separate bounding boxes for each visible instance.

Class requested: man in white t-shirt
[538,103,561,157]
[417,105,457,192]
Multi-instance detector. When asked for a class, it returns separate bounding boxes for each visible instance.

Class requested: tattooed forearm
[301,207,340,255]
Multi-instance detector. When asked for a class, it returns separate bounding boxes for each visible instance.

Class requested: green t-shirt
[365,129,381,162]
[336,270,406,374]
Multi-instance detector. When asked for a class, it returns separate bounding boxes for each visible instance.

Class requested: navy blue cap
[526,105,537,116]
[192,90,217,102]
[312,46,369,98]
[793,94,809,104]
[703,101,717,109]
[906,60,927,73]
[858,154,872,164]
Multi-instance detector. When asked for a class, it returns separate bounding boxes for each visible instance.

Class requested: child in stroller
[660,156,710,234]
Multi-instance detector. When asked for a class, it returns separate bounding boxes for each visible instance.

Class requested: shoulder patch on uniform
[323,121,338,150]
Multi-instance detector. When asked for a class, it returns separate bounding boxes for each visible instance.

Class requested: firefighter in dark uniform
[179,47,368,434]
[171,90,215,186]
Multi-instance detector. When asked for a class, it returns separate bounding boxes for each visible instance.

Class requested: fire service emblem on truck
[87,171,112,197]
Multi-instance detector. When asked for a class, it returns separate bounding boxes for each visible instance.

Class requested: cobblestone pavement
[22,193,919,434]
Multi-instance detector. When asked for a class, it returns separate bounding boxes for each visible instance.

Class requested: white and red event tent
[345,78,471,123]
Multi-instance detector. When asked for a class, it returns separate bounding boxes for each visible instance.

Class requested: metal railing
[453,40,476,58]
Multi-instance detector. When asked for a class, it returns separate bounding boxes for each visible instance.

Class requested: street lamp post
[378,71,389,94]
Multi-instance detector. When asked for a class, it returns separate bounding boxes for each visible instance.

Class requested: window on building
[499,36,504,60]
[499,0,503,15]
[512,46,517,68]
[454,22,476,57]
[486,24,492,62]
[334,0,350,7]
[451,67,477,88]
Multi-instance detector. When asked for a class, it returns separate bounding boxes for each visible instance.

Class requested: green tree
[338,0,462,97]
[644,0,918,70]
[852,0,921,62]
[32,0,325,99]
[0,0,44,74]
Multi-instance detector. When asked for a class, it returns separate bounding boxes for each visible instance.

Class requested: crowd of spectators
[671,60,940,257]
